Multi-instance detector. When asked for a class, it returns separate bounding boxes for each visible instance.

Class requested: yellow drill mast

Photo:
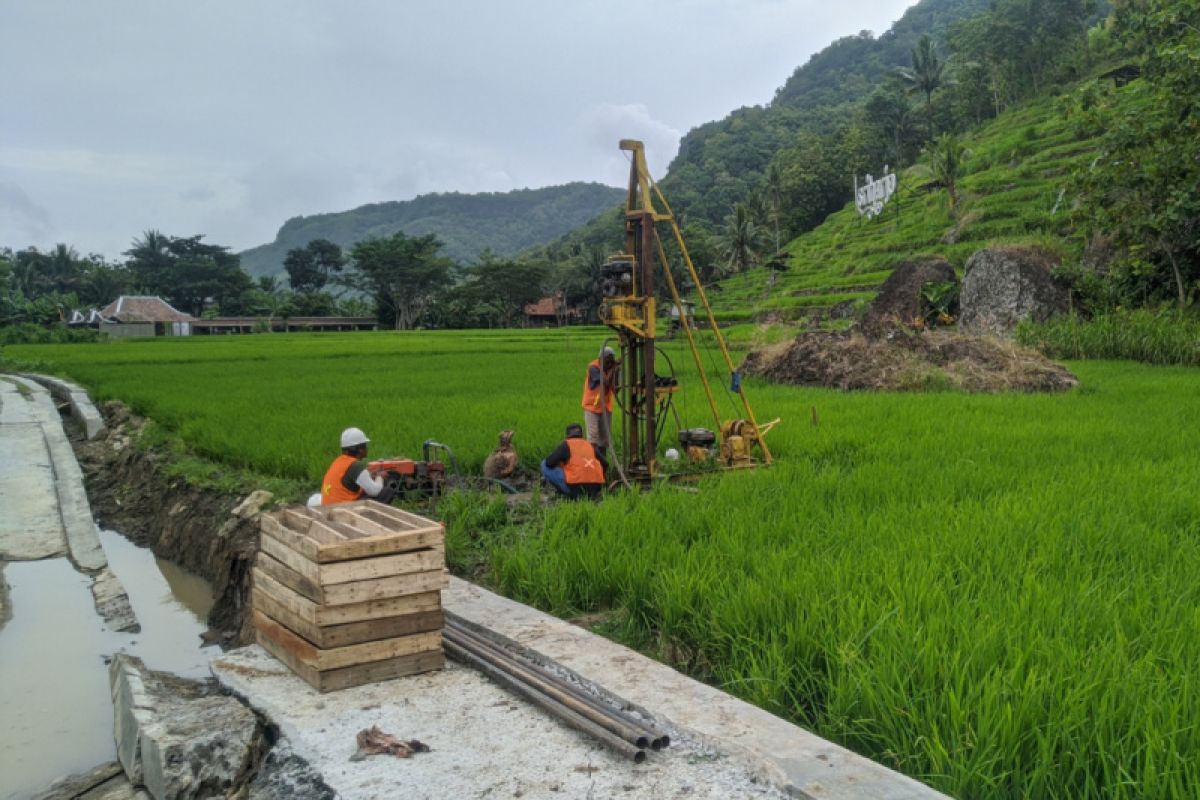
[598,140,773,479]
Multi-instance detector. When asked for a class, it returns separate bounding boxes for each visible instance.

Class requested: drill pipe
[444,638,647,763]
[445,618,669,749]
[444,626,653,749]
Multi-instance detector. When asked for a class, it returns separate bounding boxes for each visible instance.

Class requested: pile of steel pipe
[443,616,668,762]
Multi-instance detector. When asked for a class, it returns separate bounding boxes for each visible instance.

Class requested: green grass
[707,93,1104,324]
[1019,310,1200,366]
[6,330,1200,798]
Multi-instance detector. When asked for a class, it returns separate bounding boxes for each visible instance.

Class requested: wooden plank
[253,569,441,626]
[259,532,320,584]
[322,569,448,607]
[257,627,444,692]
[253,609,441,670]
[315,528,443,563]
[318,546,444,585]
[255,552,322,603]
[315,650,443,692]
[354,502,439,530]
[323,508,398,537]
[260,514,319,562]
[253,588,442,648]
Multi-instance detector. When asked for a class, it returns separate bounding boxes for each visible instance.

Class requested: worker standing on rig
[541,423,607,499]
[322,427,396,505]
[582,346,620,453]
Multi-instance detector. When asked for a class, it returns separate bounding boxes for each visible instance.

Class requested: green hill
[532,0,992,265]
[239,182,624,278]
[706,92,1101,323]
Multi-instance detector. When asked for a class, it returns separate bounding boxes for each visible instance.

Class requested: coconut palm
[715,203,767,276]
[765,161,784,254]
[895,35,949,143]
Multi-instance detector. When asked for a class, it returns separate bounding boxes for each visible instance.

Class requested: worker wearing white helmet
[321,427,394,505]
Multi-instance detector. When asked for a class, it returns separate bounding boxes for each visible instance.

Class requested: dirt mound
[862,257,957,328]
[741,328,1078,393]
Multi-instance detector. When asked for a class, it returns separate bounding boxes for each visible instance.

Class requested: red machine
[368,440,457,500]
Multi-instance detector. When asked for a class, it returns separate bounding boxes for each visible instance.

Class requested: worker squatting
[317,345,620,506]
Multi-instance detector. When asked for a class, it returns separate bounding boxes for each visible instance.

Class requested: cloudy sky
[1,1,915,259]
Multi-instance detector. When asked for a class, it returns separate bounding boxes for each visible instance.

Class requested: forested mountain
[533,0,993,266]
[659,0,989,228]
[239,183,624,278]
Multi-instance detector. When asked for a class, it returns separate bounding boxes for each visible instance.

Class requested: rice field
[5,329,1200,798]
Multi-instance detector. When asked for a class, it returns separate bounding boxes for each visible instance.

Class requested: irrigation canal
[0,375,213,799]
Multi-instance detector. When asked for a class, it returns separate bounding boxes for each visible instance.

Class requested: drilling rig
[598,140,774,482]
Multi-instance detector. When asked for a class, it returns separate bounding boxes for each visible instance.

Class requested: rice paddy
[5,329,1200,798]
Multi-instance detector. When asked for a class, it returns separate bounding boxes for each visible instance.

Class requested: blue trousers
[540,460,575,497]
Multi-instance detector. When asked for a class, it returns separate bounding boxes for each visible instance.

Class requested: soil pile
[741,328,1078,393]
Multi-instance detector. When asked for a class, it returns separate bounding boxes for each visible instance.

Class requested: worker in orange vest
[321,427,395,505]
[541,423,607,499]
[581,346,620,452]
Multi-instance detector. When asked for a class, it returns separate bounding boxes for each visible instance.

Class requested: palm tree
[930,134,967,214]
[715,203,767,276]
[765,161,784,254]
[895,35,948,143]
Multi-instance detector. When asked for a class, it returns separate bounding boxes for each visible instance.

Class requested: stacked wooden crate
[252,501,447,692]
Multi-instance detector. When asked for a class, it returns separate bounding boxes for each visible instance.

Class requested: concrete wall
[100,322,155,339]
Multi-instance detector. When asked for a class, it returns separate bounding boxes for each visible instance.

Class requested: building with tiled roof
[99,296,195,337]
[100,296,195,324]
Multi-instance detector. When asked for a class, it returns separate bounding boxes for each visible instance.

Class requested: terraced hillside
[707,93,1100,324]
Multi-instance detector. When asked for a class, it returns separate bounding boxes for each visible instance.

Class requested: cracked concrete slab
[1,375,136,633]
[23,373,106,441]
[0,380,68,561]
[9,376,108,572]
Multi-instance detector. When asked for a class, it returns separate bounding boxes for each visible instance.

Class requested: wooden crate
[252,501,447,692]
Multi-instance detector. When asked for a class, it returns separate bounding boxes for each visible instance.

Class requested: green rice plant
[1019,310,1200,365]
[6,330,1200,798]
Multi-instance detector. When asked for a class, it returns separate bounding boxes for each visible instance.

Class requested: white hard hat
[340,427,370,448]
[601,346,616,358]
[665,448,680,461]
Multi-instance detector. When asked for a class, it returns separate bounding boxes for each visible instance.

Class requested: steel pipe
[445,620,669,749]
[444,638,646,763]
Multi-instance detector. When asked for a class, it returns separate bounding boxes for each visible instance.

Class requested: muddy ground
[71,402,260,646]
[741,327,1078,393]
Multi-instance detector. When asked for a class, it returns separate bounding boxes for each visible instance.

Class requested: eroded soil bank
[71,402,264,647]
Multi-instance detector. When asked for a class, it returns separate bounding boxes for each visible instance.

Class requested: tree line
[0,226,610,339]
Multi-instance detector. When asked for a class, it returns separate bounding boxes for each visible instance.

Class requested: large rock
[862,257,958,330]
[959,246,1071,335]
[109,655,260,799]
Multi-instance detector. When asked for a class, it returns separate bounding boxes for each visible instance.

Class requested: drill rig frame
[598,140,774,481]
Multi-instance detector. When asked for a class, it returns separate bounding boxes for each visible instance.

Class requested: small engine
[599,258,635,299]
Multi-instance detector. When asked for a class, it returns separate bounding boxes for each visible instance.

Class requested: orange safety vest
[322,454,364,505]
[581,358,614,413]
[563,438,605,485]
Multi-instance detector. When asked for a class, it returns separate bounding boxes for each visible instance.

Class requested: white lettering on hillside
[854,167,898,219]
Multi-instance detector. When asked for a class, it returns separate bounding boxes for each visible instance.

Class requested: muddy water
[0,532,214,800]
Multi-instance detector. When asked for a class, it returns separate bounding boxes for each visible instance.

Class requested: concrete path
[213,577,948,800]
[0,375,136,632]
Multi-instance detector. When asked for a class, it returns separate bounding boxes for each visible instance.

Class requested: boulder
[959,247,1071,335]
[110,655,260,799]
[862,257,958,330]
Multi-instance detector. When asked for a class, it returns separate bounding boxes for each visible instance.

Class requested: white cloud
[576,103,682,186]
[0,183,55,244]
[0,0,920,258]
